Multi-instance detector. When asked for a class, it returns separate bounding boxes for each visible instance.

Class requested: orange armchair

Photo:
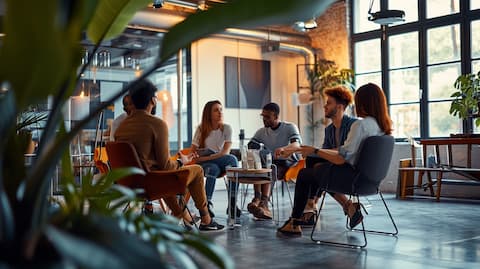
[94,147,110,174]
[106,141,191,210]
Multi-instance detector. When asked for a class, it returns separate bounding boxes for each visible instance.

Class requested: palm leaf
[46,214,168,269]
[0,0,81,110]
[87,0,153,43]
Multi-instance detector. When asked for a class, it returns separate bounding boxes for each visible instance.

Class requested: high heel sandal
[297,210,317,227]
[348,203,368,229]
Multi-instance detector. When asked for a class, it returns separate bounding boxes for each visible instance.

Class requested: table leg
[425,171,434,196]
[228,173,241,229]
[435,171,443,202]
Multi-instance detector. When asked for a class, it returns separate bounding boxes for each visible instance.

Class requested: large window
[427,25,461,136]
[354,39,382,87]
[389,32,420,138]
[426,0,459,18]
[389,0,418,24]
[78,28,192,154]
[353,0,379,33]
[473,19,480,73]
[351,1,480,139]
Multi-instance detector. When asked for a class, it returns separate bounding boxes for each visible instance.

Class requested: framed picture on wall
[224,56,271,109]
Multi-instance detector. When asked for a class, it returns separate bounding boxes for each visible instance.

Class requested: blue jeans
[200,154,238,201]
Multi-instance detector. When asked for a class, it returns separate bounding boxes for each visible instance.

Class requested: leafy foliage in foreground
[0,0,335,267]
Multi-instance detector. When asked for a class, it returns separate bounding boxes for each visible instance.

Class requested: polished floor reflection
[198,186,480,269]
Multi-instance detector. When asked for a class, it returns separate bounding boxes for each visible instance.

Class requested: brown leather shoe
[277,218,302,237]
[253,200,272,220]
[247,197,260,214]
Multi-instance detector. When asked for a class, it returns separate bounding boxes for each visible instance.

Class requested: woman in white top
[191,100,239,218]
[278,83,393,237]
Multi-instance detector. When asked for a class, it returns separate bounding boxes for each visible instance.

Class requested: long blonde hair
[198,100,224,148]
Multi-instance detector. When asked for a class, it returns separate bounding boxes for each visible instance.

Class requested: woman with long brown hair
[191,100,240,218]
[277,83,393,237]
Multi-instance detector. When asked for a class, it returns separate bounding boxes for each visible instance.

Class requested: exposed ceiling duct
[129,8,316,64]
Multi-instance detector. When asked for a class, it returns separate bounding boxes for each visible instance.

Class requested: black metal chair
[310,135,398,248]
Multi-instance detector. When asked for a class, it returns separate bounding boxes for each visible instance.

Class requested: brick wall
[308,1,350,69]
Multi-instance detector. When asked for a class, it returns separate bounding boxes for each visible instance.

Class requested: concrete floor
[197,186,480,269]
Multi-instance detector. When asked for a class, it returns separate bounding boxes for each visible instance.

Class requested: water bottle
[253,150,262,169]
[241,145,248,169]
[239,129,245,148]
[265,152,272,168]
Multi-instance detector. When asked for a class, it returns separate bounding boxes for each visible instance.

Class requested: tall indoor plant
[449,71,480,133]
[0,0,335,267]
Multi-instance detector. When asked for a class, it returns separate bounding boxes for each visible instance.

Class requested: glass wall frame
[350,0,480,139]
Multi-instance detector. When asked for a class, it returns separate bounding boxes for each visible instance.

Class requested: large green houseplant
[0,0,335,267]
[449,71,480,131]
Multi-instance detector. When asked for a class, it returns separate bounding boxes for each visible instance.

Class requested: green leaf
[86,0,152,44]
[46,225,127,269]
[82,0,101,29]
[95,167,145,191]
[0,0,81,110]
[0,85,16,138]
[160,0,335,63]
[182,236,235,269]
[0,189,14,241]
[47,214,169,269]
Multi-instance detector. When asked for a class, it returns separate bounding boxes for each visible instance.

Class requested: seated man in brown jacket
[115,79,224,232]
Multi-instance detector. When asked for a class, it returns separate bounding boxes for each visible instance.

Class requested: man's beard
[325,107,337,119]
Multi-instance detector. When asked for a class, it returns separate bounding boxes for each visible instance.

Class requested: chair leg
[178,195,198,229]
[311,191,398,249]
[284,180,294,209]
[241,184,249,210]
[311,194,367,249]
[158,199,170,214]
[351,191,398,236]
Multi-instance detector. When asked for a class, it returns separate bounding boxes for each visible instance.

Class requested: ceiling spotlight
[304,18,317,30]
[368,10,405,25]
[198,0,207,11]
[293,19,317,32]
[152,0,164,9]
[367,0,405,25]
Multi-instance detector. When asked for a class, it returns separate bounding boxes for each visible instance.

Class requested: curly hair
[324,86,354,108]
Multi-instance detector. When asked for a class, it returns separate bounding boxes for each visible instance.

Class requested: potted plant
[0,0,336,267]
[449,71,480,133]
[307,59,355,99]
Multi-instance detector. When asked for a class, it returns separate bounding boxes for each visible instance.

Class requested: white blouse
[338,116,384,165]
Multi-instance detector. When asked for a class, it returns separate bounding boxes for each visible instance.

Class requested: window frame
[350,0,480,139]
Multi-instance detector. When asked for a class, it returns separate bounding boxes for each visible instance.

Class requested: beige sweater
[114,110,180,171]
